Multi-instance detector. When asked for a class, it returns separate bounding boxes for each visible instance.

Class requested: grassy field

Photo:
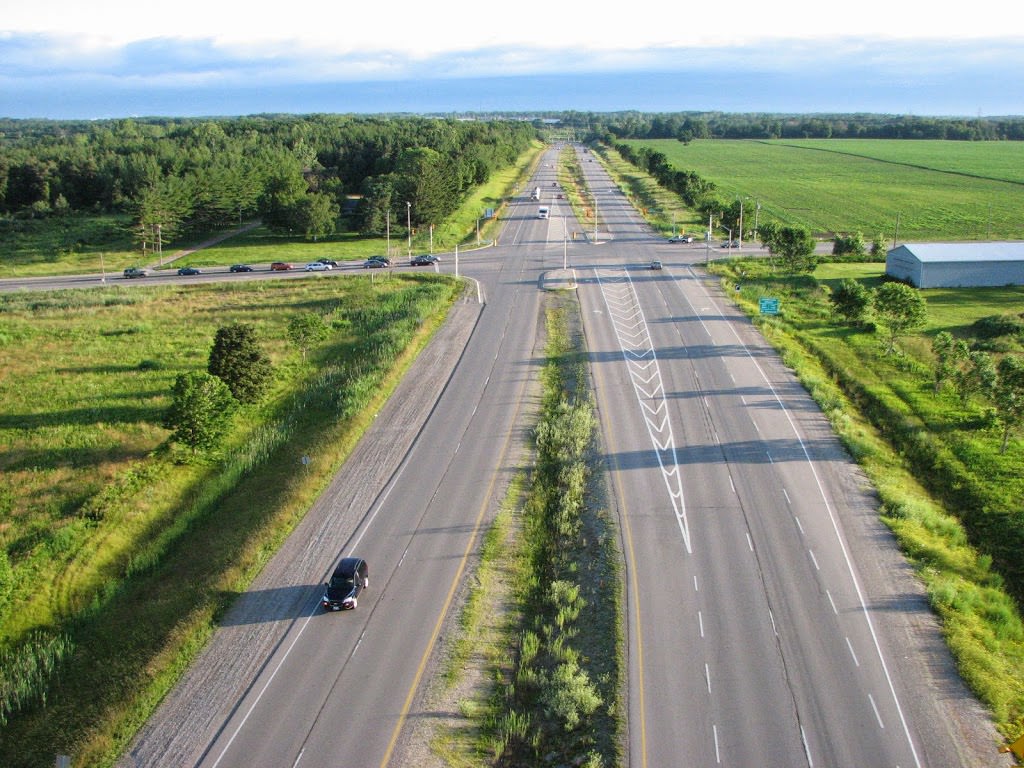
[621,138,1024,242]
[707,256,1024,738]
[0,273,463,765]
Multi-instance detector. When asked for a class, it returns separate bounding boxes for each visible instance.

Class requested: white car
[304,262,332,271]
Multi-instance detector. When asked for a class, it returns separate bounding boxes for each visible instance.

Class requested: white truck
[531,186,541,200]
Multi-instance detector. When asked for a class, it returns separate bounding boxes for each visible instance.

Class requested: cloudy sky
[2,0,1022,118]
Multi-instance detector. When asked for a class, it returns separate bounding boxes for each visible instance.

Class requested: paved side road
[118,290,483,768]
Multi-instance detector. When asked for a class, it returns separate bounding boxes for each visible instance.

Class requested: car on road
[409,254,440,266]
[229,264,253,273]
[177,267,202,276]
[316,258,339,267]
[321,557,369,611]
[363,257,391,268]
[669,235,694,243]
[304,261,332,271]
[270,262,294,271]
[650,259,663,270]
[123,267,149,278]
[720,241,736,249]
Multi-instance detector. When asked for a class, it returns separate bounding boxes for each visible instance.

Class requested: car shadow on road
[215,583,326,626]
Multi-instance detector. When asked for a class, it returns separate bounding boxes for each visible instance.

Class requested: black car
[322,557,369,610]
[317,258,339,267]
[409,254,440,266]
[229,264,254,273]
[177,266,202,276]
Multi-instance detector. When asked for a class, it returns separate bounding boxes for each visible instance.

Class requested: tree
[767,225,817,273]
[162,372,236,453]
[870,233,887,258]
[829,279,871,326]
[993,355,1024,453]
[931,331,958,394]
[295,192,339,241]
[207,323,274,403]
[873,282,927,353]
[287,312,330,360]
[951,343,994,405]
[832,232,867,259]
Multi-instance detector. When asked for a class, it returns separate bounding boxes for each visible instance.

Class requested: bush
[972,313,1024,340]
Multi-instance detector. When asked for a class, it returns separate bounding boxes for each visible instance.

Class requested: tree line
[536,110,1024,142]
[0,115,537,247]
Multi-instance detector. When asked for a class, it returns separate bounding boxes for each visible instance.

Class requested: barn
[885,242,1024,288]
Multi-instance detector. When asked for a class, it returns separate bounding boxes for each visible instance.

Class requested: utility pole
[406,201,412,257]
[738,198,744,250]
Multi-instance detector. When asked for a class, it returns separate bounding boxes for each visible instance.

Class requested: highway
[115,146,997,767]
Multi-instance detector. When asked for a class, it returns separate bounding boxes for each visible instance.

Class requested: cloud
[1,30,1021,118]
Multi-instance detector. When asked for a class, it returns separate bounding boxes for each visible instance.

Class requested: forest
[0,115,538,250]
[532,110,1024,142]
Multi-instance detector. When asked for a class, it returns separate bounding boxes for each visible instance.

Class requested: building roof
[895,242,1024,263]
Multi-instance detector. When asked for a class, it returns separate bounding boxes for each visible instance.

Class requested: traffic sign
[759,297,780,315]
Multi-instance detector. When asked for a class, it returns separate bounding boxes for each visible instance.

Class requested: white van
[537,206,549,219]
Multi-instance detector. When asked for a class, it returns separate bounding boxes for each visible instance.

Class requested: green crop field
[622,139,1024,242]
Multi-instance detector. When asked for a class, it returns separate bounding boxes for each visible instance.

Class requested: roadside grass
[707,256,1024,739]
[0,213,138,277]
[620,138,1024,241]
[0,273,462,766]
[431,294,624,767]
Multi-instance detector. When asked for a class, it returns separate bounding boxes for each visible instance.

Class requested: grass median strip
[429,294,625,767]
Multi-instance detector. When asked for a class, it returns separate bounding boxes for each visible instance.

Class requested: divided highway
[118,146,997,767]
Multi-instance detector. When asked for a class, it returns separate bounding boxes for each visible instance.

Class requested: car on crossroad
[363,257,391,268]
[304,262,332,271]
[177,266,202,276]
[229,264,254,273]
[410,254,440,266]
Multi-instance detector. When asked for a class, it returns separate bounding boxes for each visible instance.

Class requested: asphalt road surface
[116,146,1004,768]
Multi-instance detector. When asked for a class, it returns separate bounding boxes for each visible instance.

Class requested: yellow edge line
[590,333,648,768]
[379,357,523,767]
[606,414,648,768]
[378,467,498,767]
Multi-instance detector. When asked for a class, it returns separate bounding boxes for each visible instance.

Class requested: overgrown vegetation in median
[432,295,625,766]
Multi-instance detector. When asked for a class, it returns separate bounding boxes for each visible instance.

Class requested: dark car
[270,261,294,271]
[123,267,149,278]
[650,259,663,270]
[321,557,369,611]
[409,254,440,266]
[363,257,391,268]
[229,264,254,273]
[317,258,339,267]
[177,266,202,276]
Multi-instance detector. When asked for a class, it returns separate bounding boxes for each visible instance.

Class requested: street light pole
[406,201,411,257]
[592,193,598,243]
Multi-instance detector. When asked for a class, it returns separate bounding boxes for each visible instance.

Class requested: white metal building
[885,242,1024,288]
